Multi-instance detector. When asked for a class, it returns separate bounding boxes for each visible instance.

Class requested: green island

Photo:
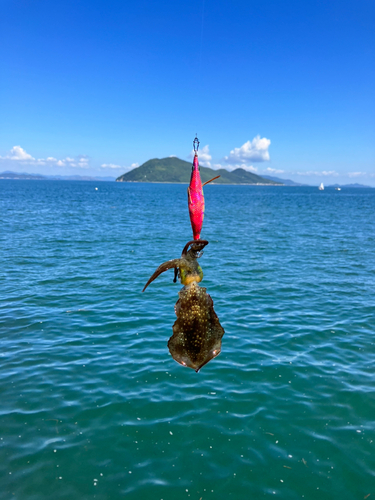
[116,157,282,185]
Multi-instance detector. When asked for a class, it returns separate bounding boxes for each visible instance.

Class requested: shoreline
[115,180,284,186]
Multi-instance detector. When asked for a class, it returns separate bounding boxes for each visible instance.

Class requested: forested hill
[116,157,281,185]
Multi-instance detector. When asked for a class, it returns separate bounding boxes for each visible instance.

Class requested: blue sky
[1,0,374,185]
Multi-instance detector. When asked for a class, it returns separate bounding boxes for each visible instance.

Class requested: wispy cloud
[209,162,258,172]
[296,170,339,177]
[225,136,271,164]
[322,170,339,176]
[0,145,92,170]
[0,145,143,177]
[101,162,139,172]
[233,164,258,173]
[348,171,365,177]
[101,163,123,169]
[266,167,285,174]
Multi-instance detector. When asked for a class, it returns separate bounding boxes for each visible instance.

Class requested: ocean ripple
[1,181,374,499]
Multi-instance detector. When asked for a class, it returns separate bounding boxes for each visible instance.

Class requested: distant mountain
[327,183,373,188]
[116,157,281,185]
[48,174,116,182]
[261,175,305,186]
[0,171,46,180]
[0,171,116,182]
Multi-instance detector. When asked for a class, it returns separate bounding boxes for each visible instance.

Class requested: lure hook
[193,135,199,154]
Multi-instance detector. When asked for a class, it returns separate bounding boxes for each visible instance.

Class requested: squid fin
[168,282,225,372]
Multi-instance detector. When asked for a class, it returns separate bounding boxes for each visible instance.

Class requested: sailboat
[318,183,324,190]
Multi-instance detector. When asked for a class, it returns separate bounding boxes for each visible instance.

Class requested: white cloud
[54,156,90,168]
[322,170,338,176]
[296,170,338,177]
[348,171,364,177]
[225,136,271,164]
[223,164,258,172]
[77,158,89,168]
[101,162,139,171]
[101,163,123,169]
[215,162,258,172]
[296,171,312,176]
[3,146,35,161]
[0,145,149,178]
[198,145,212,167]
[241,165,258,172]
[266,167,284,174]
[0,147,94,170]
[189,144,212,167]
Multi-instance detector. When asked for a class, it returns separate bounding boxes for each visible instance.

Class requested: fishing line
[198,0,205,78]
[195,0,205,135]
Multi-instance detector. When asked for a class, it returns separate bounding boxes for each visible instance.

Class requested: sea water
[1,180,374,499]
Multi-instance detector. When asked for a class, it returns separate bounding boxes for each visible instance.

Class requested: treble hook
[193,135,199,154]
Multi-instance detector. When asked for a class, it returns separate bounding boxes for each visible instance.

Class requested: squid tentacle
[142,259,181,292]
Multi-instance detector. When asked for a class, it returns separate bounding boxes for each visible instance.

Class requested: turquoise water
[1,180,374,499]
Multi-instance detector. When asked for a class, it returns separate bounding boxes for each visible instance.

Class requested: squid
[143,240,225,372]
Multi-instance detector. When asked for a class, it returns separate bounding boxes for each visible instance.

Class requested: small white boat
[318,183,324,190]
[335,187,341,191]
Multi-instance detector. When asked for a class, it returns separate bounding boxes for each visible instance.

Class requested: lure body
[188,152,220,240]
[188,154,204,240]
